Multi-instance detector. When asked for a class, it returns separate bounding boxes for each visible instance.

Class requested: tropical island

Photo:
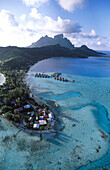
[0,34,104,136]
[0,34,103,70]
[0,34,110,170]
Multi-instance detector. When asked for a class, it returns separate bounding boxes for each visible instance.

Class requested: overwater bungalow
[64,78,68,82]
[35,73,51,78]
[62,78,64,81]
[51,72,61,77]
[59,77,62,81]
[35,73,38,77]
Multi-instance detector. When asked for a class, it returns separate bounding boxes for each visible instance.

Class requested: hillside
[0,44,103,70]
[72,45,102,57]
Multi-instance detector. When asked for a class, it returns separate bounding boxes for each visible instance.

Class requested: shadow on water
[47,138,63,146]
[56,133,71,143]
[46,101,110,146]
[47,132,71,146]
[63,115,79,123]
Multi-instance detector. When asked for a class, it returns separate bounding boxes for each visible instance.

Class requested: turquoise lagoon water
[26,57,110,169]
[0,57,110,170]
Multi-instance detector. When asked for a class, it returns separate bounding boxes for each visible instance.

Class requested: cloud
[22,0,49,7]
[0,8,109,50]
[0,9,18,30]
[0,9,35,47]
[67,30,110,50]
[29,8,42,19]
[20,14,26,21]
[85,41,107,50]
[57,17,82,33]
[57,0,85,12]
[27,8,82,34]
[0,8,82,47]
[80,29,98,39]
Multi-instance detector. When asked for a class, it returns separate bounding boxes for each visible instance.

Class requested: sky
[0,0,110,50]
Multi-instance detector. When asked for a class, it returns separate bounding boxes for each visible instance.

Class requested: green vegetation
[0,43,103,134]
[0,70,29,122]
[0,67,55,131]
[0,45,102,70]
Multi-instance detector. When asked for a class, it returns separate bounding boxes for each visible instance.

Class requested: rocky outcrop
[29,34,74,50]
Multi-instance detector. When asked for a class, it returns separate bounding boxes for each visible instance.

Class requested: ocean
[26,56,110,169]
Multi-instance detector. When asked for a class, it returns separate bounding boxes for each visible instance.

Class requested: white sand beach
[0,73,5,85]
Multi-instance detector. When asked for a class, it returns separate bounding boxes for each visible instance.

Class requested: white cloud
[0,9,37,47]
[0,8,82,47]
[22,0,49,7]
[64,29,110,50]
[29,8,41,19]
[91,29,96,37]
[57,16,82,33]
[97,41,102,46]
[85,41,107,50]
[80,29,98,39]
[20,14,26,21]
[0,9,109,50]
[57,0,85,12]
[27,8,82,34]
[0,9,18,31]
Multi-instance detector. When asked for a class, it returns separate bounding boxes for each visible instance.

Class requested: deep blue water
[31,57,110,77]
[99,50,110,56]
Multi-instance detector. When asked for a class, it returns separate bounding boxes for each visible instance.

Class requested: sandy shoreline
[0,73,6,85]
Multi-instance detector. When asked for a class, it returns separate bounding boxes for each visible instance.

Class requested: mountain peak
[81,45,88,49]
[54,34,63,39]
[29,34,74,50]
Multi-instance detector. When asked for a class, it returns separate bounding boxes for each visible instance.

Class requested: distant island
[0,34,103,70]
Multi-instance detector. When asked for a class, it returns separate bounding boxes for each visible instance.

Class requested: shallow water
[0,57,110,169]
[25,57,110,169]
